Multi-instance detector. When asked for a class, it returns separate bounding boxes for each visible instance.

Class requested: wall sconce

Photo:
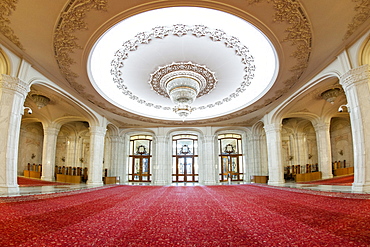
[339,150,343,156]
[338,104,350,113]
[79,158,84,163]
[308,154,312,159]
[61,157,65,162]
[288,155,293,161]
[31,153,35,159]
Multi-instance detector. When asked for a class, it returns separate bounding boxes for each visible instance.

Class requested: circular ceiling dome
[88,7,278,121]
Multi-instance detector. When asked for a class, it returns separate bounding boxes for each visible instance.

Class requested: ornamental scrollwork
[111,24,256,111]
[344,0,370,40]
[53,0,108,85]
[0,0,23,49]
[248,0,312,80]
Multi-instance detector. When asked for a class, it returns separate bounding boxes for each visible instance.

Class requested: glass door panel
[130,157,151,182]
[220,155,243,181]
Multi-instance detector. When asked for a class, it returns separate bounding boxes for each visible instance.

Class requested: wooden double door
[220,155,243,182]
[129,156,151,182]
[172,155,198,182]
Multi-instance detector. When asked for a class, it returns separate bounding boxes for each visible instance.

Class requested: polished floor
[0,176,367,198]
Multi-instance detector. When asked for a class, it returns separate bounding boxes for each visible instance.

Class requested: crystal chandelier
[166,77,200,119]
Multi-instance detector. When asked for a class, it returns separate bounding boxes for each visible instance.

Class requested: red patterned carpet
[0,184,369,246]
[17,177,69,186]
[298,175,354,186]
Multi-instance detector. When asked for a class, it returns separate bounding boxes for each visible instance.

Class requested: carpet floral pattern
[0,184,369,246]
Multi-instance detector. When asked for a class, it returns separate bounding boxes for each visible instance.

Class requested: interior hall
[0,1,369,246]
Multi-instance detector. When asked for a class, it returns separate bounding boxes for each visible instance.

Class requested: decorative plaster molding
[53,0,108,85]
[149,62,217,99]
[51,1,311,126]
[340,64,370,90]
[248,0,312,87]
[344,0,370,40]
[0,74,29,95]
[0,0,23,50]
[111,24,256,110]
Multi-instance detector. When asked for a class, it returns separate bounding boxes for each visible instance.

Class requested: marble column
[201,133,217,185]
[340,65,370,192]
[264,123,285,185]
[87,126,106,186]
[0,75,30,193]
[313,122,333,179]
[153,134,170,185]
[41,125,60,181]
[249,135,260,179]
[119,134,129,183]
[297,133,308,169]
[110,135,124,182]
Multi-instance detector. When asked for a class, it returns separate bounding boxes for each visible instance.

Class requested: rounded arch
[167,128,205,139]
[28,79,103,127]
[106,123,120,136]
[120,128,156,137]
[215,126,251,137]
[0,48,10,75]
[268,72,342,124]
[359,35,370,66]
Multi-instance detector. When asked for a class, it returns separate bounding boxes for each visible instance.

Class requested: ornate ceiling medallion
[110,24,256,111]
[149,62,217,99]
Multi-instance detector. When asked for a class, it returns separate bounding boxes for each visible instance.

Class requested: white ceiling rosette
[88,7,278,120]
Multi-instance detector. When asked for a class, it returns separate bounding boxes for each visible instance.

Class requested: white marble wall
[17,122,44,174]
[330,118,353,166]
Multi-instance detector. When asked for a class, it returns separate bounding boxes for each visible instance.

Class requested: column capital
[340,64,370,91]
[0,74,30,96]
[110,135,123,143]
[313,122,330,132]
[89,126,107,136]
[43,126,61,136]
[264,122,282,133]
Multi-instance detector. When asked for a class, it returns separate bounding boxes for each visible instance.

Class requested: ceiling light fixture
[31,94,50,109]
[166,77,200,119]
[321,88,342,104]
[149,62,217,119]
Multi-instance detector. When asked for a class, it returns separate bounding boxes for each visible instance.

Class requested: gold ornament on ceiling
[0,0,23,49]
[53,0,312,126]
[344,0,370,40]
[53,0,108,85]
